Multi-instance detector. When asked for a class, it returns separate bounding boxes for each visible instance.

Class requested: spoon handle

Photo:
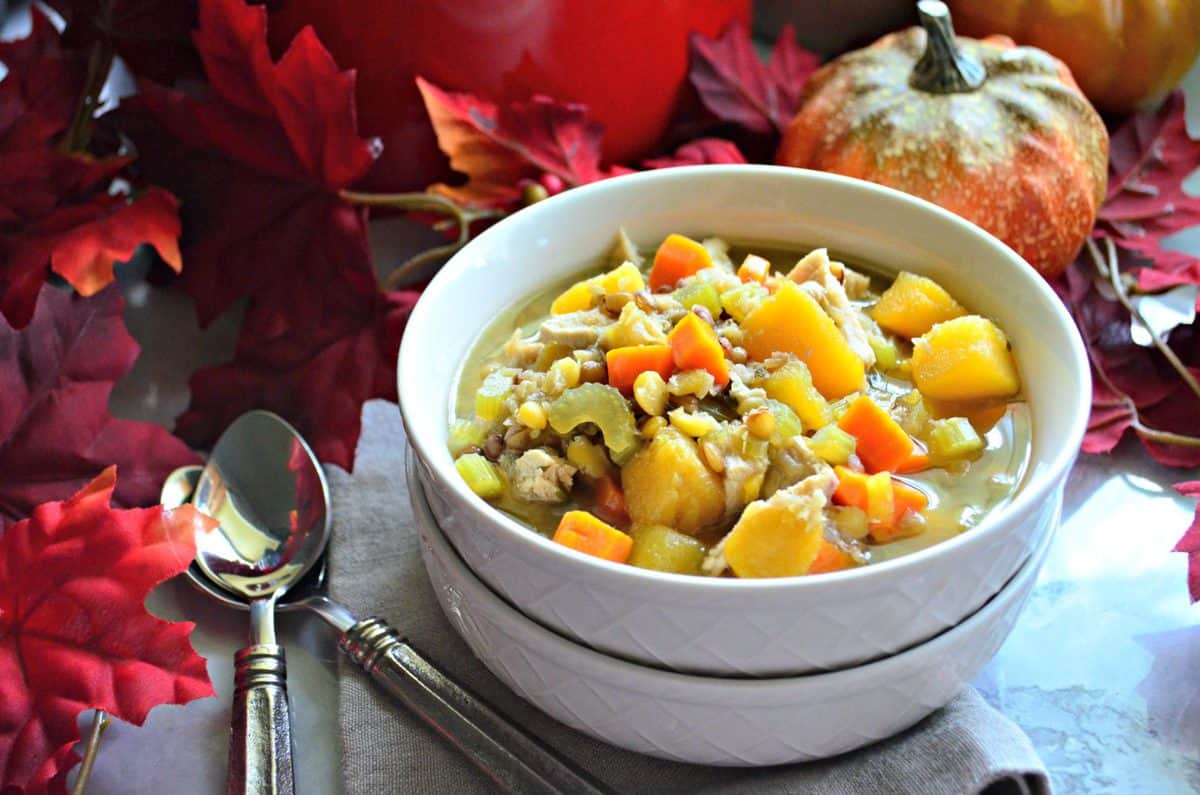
[228,644,295,795]
[341,617,608,795]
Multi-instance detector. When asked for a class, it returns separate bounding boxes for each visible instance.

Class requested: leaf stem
[71,710,110,795]
[1089,237,1200,401]
[1080,238,1200,450]
[60,39,115,155]
[338,190,505,288]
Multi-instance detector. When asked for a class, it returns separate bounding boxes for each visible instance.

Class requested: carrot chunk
[593,475,630,525]
[552,511,634,563]
[649,234,712,291]
[837,395,916,473]
[667,312,729,385]
[807,541,858,574]
[606,345,675,393]
[832,466,929,540]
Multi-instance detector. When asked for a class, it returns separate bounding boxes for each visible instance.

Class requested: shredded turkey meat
[505,448,576,503]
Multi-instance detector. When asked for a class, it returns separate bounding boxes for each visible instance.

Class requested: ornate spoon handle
[228,644,295,795]
[341,617,608,795]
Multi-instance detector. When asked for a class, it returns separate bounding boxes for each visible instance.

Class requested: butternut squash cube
[870,271,966,338]
[550,262,646,315]
[621,428,724,534]
[912,315,1021,402]
[721,488,826,578]
[741,281,865,399]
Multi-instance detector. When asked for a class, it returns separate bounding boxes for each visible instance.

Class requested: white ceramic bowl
[410,452,1059,766]
[398,165,1089,676]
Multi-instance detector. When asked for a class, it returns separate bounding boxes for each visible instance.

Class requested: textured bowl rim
[398,164,1090,593]
[409,446,1058,691]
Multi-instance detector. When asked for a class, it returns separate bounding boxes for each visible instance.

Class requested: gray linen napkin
[328,402,1050,795]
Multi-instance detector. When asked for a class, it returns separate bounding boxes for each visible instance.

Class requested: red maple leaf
[1059,260,1200,468]
[0,284,199,527]
[417,77,632,211]
[116,0,381,327]
[0,8,182,329]
[1174,482,1200,603]
[0,467,215,793]
[688,21,820,137]
[1097,90,1200,296]
[176,287,419,470]
[643,138,747,169]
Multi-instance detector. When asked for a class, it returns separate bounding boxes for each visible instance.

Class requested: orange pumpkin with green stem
[949,0,1200,114]
[776,0,1108,279]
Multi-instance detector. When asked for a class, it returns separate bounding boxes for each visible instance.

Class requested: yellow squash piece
[621,427,724,535]
[721,488,826,578]
[870,271,966,338]
[742,281,864,399]
[911,315,1021,402]
[763,359,833,430]
[628,525,708,574]
[550,262,646,315]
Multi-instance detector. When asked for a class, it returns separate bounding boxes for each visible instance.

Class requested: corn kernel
[668,408,720,438]
[516,401,548,430]
[745,408,776,439]
[633,371,668,416]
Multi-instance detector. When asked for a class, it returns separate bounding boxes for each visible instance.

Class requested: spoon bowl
[163,466,329,614]
[193,412,330,604]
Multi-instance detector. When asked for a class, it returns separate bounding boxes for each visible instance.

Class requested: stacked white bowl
[398,166,1090,765]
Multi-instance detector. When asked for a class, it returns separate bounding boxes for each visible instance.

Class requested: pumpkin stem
[911,1,985,94]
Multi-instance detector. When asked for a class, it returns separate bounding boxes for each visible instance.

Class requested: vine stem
[338,190,506,289]
[1081,238,1200,449]
[59,39,114,155]
[70,710,109,795]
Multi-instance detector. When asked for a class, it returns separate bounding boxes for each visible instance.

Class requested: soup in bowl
[398,166,1088,676]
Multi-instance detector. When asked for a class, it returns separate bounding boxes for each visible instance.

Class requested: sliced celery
[869,335,899,372]
[475,371,513,421]
[720,282,768,324]
[548,383,639,461]
[928,417,985,460]
[455,453,504,499]
[808,425,857,465]
[673,281,722,318]
[448,418,490,456]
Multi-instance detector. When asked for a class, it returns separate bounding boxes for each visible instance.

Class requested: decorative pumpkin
[776,1,1109,279]
[949,0,1200,114]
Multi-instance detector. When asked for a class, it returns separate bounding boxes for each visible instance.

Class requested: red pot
[267,1,750,192]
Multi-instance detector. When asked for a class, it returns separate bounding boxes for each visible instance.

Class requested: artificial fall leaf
[0,467,215,793]
[417,77,631,211]
[643,138,747,169]
[117,0,381,327]
[47,0,202,86]
[1059,261,1200,468]
[1097,91,1200,289]
[176,287,420,471]
[0,9,182,329]
[688,21,820,137]
[0,8,87,149]
[1173,481,1200,603]
[0,284,199,528]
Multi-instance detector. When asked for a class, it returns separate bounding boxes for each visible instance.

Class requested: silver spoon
[169,410,607,795]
